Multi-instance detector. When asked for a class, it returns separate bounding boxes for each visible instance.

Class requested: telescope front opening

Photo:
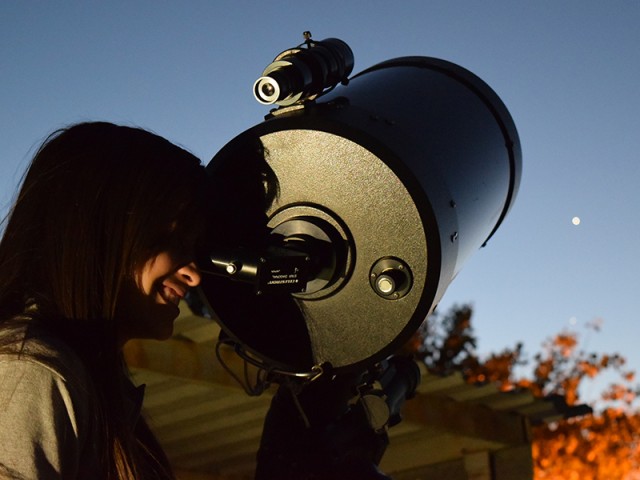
[253,76,281,105]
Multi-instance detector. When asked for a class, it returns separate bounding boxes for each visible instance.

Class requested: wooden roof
[123,302,578,480]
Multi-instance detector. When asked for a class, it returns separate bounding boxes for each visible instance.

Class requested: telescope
[197,35,522,381]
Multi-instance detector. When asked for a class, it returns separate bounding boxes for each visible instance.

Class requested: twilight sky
[2,1,639,404]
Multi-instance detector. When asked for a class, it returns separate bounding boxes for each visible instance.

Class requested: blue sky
[2,1,639,404]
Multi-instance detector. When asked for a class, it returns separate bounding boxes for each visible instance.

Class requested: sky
[2,1,639,405]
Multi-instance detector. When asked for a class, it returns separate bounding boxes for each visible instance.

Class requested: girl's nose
[178,262,201,287]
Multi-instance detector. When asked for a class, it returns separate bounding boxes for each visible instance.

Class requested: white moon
[572,216,581,226]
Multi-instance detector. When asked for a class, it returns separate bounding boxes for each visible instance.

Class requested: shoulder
[0,324,98,478]
[0,322,92,390]
[0,321,95,425]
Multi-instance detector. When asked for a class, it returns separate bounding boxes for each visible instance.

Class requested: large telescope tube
[200,56,521,374]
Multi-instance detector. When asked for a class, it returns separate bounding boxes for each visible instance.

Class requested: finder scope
[253,35,354,106]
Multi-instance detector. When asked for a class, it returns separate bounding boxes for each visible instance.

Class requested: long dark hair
[0,122,206,479]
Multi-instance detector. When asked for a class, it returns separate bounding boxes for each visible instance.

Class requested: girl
[0,122,206,479]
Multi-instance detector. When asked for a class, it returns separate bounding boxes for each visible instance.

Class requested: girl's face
[116,251,201,344]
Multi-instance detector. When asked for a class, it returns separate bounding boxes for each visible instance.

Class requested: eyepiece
[253,37,354,106]
[254,76,281,105]
[260,82,276,98]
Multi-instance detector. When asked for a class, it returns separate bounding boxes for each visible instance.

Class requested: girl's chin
[122,303,180,343]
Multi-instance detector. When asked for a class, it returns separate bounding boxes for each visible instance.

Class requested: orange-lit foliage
[533,409,640,480]
[412,306,640,479]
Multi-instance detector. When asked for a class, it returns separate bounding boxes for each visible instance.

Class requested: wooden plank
[463,451,491,480]
[389,457,467,480]
[382,430,503,472]
[124,336,270,393]
[401,393,529,446]
[492,444,533,480]
[471,391,536,411]
[419,372,466,393]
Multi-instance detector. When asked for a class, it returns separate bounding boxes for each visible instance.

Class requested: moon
[572,216,581,226]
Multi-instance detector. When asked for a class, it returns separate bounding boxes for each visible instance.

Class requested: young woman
[0,122,207,479]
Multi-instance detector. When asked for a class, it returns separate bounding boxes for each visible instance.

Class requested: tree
[410,305,640,479]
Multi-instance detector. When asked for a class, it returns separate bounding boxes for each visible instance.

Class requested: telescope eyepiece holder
[253,36,354,107]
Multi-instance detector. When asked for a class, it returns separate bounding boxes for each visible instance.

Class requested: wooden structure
[123,303,572,480]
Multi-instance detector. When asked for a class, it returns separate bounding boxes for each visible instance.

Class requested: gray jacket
[0,327,99,479]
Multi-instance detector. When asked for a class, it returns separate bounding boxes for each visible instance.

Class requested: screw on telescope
[225,262,239,275]
[376,275,396,295]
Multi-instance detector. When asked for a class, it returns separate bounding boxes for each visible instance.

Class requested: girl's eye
[162,220,205,260]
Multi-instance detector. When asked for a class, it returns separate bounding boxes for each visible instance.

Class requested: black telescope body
[200,55,521,375]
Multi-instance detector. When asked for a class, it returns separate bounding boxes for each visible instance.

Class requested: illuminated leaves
[532,409,640,479]
[409,305,640,479]
[554,333,577,358]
